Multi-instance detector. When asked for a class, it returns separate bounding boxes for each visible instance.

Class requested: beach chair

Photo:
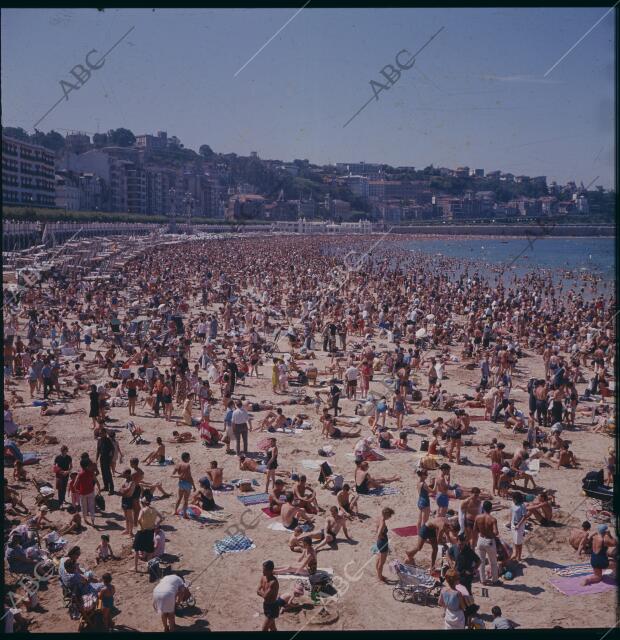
[126,421,145,445]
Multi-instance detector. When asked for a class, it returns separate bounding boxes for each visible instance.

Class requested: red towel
[392,525,419,537]
[261,507,279,518]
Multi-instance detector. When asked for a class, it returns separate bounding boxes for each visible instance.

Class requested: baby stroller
[392,562,442,606]
[582,469,614,517]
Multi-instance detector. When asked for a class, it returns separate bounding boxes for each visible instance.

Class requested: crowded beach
[3,232,616,632]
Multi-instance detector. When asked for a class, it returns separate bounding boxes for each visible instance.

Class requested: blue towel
[364,487,400,497]
[214,533,255,555]
[237,493,270,506]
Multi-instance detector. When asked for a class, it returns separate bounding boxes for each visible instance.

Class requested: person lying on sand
[239,455,291,479]
[170,431,196,443]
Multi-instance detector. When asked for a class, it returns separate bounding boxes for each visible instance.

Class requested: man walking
[96,429,116,494]
[231,400,252,455]
[473,500,500,585]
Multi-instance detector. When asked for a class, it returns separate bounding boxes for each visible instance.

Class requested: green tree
[199,144,215,159]
[3,126,30,142]
[107,127,136,147]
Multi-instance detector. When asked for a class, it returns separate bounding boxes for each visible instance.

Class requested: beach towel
[550,572,615,596]
[262,507,280,518]
[553,563,596,578]
[268,521,313,533]
[392,525,419,537]
[157,457,174,466]
[4,452,41,466]
[214,533,255,555]
[177,506,226,525]
[525,458,540,477]
[302,459,323,470]
[361,487,400,497]
[237,493,271,506]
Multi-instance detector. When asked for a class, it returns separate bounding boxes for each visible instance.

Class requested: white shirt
[345,366,359,381]
[231,407,250,425]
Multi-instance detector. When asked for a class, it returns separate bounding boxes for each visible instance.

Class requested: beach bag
[420,439,429,452]
[148,557,162,583]
[95,494,106,512]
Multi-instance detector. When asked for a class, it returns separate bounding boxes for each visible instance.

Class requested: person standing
[473,500,500,585]
[438,569,466,629]
[134,495,163,572]
[258,560,282,632]
[88,384,100,429]
[231,400,252,455]
[74,458,101,527]
[53,445,72,507]
[448,533,481,595]
[96,429,115,495]
[172,452,195,518]
[509,492,528,562]
[41,360,53,400]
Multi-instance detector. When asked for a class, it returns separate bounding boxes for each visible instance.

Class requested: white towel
[526,458,541,477]
[268,522,290,532]
[301,459,322,470]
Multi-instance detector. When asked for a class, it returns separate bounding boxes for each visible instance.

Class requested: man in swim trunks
[337,484,360,519]
[280,491,314,530]
[172,452,195,518]
[314,506,353,551]
[257,560,284,632]
[406,514,459,569]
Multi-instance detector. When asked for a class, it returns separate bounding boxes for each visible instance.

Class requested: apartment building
[2,136,56,208]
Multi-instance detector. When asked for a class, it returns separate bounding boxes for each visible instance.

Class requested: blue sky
[1,7,615,187]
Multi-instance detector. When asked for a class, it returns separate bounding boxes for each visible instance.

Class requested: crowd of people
[3,233,616,632]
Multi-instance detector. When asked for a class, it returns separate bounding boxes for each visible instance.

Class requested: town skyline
[2,7,615,188]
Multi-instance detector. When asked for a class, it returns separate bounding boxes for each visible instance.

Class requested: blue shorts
[178,480,192,492]
[436,493,449,508]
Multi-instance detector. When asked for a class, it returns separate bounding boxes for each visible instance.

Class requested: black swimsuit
[356,473,370,494]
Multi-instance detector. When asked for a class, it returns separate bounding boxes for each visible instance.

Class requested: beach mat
[553,563,596,578]
[550,573,615,596]
[262,507,279,518]
[361,487,400,497]
[237,493,270,506]
[392,525,419,537]
[177,506,226,525]
[268,521,313,533]
[214,533,256,555]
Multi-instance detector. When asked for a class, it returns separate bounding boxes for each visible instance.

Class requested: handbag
[95,493,106,512]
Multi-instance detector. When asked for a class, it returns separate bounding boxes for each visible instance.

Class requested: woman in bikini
[354,461,400,495]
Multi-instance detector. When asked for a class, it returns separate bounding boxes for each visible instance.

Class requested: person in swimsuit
[143,437,166,466]
[569,521,592,554]
[582,524,616,586]
[406,514,459,569]
[375,507,394,582]
[354,461,400,494]
[314,506,353,551]
[97,573,115,631]
[337,484,360,519]
[416,468,433,528]
[273,536,318,576]
[265,438,278,493]
[280,492,314,530]
[258,560,283,632]
[172,452,195,518]
[191,477,217,511]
